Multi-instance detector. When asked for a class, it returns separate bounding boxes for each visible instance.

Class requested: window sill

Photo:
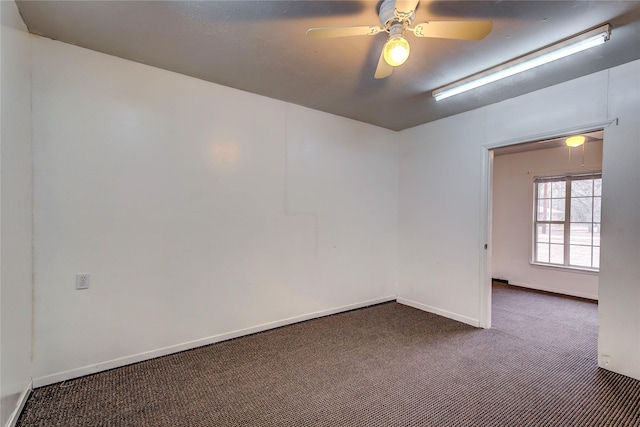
[530,262,599,275]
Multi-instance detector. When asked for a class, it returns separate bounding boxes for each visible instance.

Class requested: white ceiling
[15,1,640,131]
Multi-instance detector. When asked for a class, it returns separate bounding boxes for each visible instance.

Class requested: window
[533,174,601,270]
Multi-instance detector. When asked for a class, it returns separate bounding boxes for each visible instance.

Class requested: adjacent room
[490,132,603,366]
[2,1,640,426]
[492,131,604,300]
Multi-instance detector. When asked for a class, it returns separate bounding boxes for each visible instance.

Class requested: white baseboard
[508,281,598,300]
[396,297,480,327]
[4,382,31,427]
[33,295,396,388]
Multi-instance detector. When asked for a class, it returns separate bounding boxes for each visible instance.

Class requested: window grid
[533,174,601,270]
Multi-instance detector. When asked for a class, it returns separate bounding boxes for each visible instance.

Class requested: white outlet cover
[76,274,90,290]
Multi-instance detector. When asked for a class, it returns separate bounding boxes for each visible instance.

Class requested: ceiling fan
[306,0,492,79]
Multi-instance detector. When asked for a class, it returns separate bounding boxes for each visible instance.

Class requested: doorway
[491,130,602,298]
[479,120,615,329]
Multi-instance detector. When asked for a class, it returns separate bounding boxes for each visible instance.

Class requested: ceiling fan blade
[412,21,492,40]
[395,0,419,13]
[306,25,382,39]
[374,49,393,79]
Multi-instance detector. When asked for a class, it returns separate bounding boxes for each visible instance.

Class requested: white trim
[530,262,599,275]
[396,297,480,327]
[508,281,598,301]
[32,296,396,387]
[4,382,32,427]
[478,144,493,329]
[482,119,618,150]
[480,146,495,330]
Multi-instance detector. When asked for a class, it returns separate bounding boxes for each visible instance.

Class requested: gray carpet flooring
[17,283,640,426]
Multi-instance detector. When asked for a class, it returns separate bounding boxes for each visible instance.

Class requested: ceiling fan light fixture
[566,135,586,147]
[383,35,411,66]
[432,24,611,101]
[306,0,492,79]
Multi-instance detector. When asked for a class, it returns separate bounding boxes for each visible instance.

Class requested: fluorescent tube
[432,24,611,101]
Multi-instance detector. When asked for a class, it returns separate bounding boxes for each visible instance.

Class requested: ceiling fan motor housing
[388,22,405,38]
[379,0,415,28]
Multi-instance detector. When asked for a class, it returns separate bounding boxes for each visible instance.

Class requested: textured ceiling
[15,1,640,131]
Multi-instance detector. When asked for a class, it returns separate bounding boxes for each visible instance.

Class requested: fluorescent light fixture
[433,24,611,101]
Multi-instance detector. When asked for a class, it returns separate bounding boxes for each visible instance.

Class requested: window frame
[532,172,602,272]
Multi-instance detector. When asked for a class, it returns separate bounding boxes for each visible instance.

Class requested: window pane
[536,224,550,243]
[593,224,601,246]
[551,199,565,221]
[551,181,566,198]
[536,243,549,263]
[571,197,593,222]
[534,175,600,271]
[594,178,602,196]
[550,244,564,264]
[570,223,592,245]
[571,179,593,197]
[538,182,551,198]
[593,197,601,222]
[550,224,564,244]
[570,245,592,267]
[537,198,551,221]
[593,246,600,269]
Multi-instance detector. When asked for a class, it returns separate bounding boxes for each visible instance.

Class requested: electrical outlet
[76,274,90,290]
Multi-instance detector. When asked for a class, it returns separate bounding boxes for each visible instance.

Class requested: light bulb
[383,36,410,67]
[566,135,586,147]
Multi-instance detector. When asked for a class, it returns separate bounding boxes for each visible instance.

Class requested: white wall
[31,37,398,385]
[598,60,640,381]
[0,1,33,425]
[398,109,486,326]
[492,142,602,300]
[399,61,640,380]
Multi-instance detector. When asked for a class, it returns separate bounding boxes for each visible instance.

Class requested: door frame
[478,118,617,329]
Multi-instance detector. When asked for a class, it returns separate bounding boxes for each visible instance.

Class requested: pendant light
[565,135,586,147]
